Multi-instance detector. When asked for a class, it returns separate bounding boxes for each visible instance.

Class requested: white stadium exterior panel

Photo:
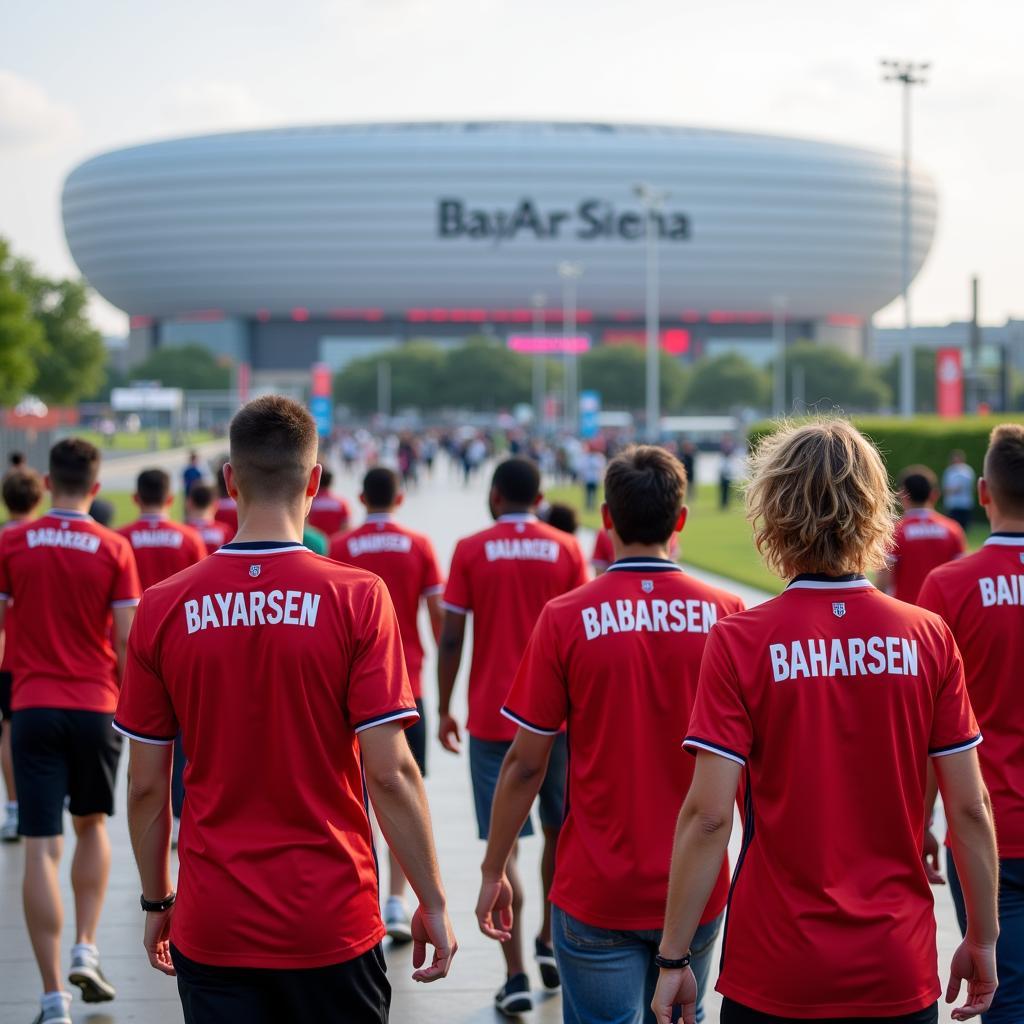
[62,122,937,323]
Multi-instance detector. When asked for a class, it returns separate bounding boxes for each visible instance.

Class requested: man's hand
[946,939,998,1020]
[476,873,514,942]
[410,905,457,983]
[143,907,176,976]
[651,966,697,1024]
[438,713,462,754]
[923,826,945,885]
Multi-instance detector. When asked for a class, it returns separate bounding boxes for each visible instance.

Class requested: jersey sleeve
[929,628,982,757]
[684,624,752,766]
[419,537,445,596]
[917,571,949,622]
[111,537,142,607]
[189,530,208,564]
[113,599,177,744]
[348,579,419,734]
[0,530,11,600]
[501,605,567,736]
[442,539,472,614]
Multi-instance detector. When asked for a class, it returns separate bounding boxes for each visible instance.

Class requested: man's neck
[232,501,306,545]
[614,541,673,562]
[139,505,166,518]
[365,507,395,518]
[50,495,91,514]
[187,510,213,523]
[7,512,34,523]
[495,505,534,520]
[905,503,932,513]
[989,514,1024,534]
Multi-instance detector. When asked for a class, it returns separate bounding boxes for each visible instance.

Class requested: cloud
[0,70,78,151]
[162,80,277,133]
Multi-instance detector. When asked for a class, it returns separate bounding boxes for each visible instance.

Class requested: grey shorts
[469,732,567,840]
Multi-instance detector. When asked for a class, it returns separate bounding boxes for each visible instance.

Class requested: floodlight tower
[634,183,670,442]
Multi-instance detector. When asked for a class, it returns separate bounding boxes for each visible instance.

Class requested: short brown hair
[229,396,318,500]
[898,464,937,505]
[188,482,215,511]
[604,445,687,545]
[746,419,895,578]
[2,468,44,514]
[136,468,171,506]
[984,423,1024,516]
[49,438,100,497]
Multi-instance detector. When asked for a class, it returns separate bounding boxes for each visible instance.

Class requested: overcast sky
[2,0,1020,334]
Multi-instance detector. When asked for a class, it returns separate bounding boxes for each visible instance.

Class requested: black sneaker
[534,937,560,990]
[495,972,533,1016]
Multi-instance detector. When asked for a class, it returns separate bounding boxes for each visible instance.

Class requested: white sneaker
[384,896,412,944]
[68,944,116,1003]
[1,802,18,842]
[31,992,71,1024]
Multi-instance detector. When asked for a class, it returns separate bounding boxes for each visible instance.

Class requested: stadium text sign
[438,198,690,243]
[507,335,591,355]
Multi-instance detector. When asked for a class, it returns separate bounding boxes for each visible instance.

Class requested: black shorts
[405,698,427,776]
[0,670,11,723]
[171,942,390,1024]
[721,998,938,1024]
[12,708,122,836]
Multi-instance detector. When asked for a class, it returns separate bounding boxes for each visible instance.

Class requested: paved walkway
[0,458,965,1022]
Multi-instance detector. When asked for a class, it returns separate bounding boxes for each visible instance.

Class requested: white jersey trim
[497,513,536,523]
[365,513,394,524]
[111,598,141,608]
[606,561,684,573]
[112,723,174,746]
[501,707,560,736]
[786,579,875,591]
[682,737,747,766]
[930,735,983,758]
[984,536,1024,547]
[353,708,420,734]
[47,508,91,520]
[422,584,444,596]
[213,544,306,556]
[441,601,467,614]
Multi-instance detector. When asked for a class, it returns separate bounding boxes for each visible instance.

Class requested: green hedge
[747,415,1022,486]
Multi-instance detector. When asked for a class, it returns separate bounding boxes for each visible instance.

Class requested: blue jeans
[947,850,1024,1024]
[552,905,723,1024]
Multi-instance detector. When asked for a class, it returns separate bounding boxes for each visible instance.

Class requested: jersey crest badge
[832,601,846,618]
[642,579,654,593]
[249,564,262,578]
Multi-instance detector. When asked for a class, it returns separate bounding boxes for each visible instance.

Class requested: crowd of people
[0,406,1020,1024]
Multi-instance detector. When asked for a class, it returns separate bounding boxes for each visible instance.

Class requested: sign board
[936,348,964,419]
[507,335,591,355]
[310,396,333,436]
[110,387,183,412]
[579,390,601,439]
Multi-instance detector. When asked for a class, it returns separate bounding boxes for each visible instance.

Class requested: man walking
[116,396,455,1023]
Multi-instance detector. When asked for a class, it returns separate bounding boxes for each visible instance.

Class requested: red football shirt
[114,540,417,969]
[0,509,141,713]
[0,520,21,674]
[685,575,980,1019]
[213,498,238,538]
[919,533,1024,857]
[330,513,443,697]
[889,507,966,604]
[504,558,744,929]
[443,514,587,741]
[591,528,677,572]
[308,492,351,538]
[119,515,207,590]
[187,517,231,553]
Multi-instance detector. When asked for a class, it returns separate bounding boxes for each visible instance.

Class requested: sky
[2,0,1021,335]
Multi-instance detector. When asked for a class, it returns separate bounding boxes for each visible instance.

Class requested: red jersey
[308,492,351,538]
[591,528,677,571]
[213,498,238,538]
[114,540,417,969]
[0,509,141,713]
[119,515,207,590]
[685,575,980,1019]
[329,513,443,697]
[504,558,744,929]
[0,520,22,674]
[888,507,966,604]
[443,514,587,741]
[187,517,231,553]
[919,533,1024,856]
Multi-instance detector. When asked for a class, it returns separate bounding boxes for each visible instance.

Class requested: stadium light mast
[772,295,788,417]
[531,291,548,430]
[558,261,584,432]
[881,58,930,419]
[635,183,669,442]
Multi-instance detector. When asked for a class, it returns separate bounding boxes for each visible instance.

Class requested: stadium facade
[62,121,938,388]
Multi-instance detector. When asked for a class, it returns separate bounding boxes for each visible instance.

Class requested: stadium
[61,121,938,388]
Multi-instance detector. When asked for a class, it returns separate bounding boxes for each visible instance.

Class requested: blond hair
[746,419,895,579]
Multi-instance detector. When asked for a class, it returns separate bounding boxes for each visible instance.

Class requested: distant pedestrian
[942,450,976,533]
[680,441,697,501]
[719,436,738,511]
[182,451,204,498]
[579,447,605,512]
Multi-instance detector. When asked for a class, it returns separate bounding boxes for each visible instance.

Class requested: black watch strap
[655,952,692,970]
[141,891,176,913]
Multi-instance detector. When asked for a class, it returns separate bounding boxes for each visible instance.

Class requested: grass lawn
[548,483,993,595]
[69,429,217,453]
[82,491,185,529]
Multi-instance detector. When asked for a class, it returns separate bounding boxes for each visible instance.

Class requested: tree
[0,239,45,405]
[439,338,532,410]
[129,343,232,390]
[334,342,447,412]
[11,261,106,404]
[781,342,891,413]
[686,353,770,413]
[883,349,936,413]
[579,345,689,412]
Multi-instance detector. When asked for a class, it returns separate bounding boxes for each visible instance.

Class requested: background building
[63,121,938,390]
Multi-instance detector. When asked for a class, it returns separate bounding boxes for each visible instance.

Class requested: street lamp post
[772,295,788,417]
[558,261,583,432]
[531,291,547,430]
[881,58,929,418]
[635,183,669,442]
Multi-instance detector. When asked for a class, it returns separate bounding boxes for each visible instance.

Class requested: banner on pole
[936,348,963,419]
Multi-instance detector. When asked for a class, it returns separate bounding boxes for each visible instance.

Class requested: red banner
[936,348,964,419]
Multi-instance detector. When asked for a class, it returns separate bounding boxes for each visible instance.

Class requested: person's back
[185,482,231,553]
[308,469,350,538]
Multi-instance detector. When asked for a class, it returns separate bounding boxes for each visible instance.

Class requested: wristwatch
[140,891,176,913]
[654,952,692,970]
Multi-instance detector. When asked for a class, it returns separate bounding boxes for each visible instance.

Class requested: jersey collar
[214,541,306,555]
[140,513,168,524]
[787,573,874,591]
[607,556,684,573]
[365,512,394,524]
[984,532,1024,546]
[47,508,91,520]
[497,513,536,523]
[904,507,933,518]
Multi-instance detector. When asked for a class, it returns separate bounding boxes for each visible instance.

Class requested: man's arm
[436,611,466,753]
[477,729,556,941]
[935,749,1000,1020]
[425,592,444,645]
[923,762,945,884]
[113,605,137,681]
[651,752,740,1024]
[360,721,456,982]
[125,740,176,977]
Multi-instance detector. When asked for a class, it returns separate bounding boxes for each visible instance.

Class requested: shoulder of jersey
[926,546,990,585]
